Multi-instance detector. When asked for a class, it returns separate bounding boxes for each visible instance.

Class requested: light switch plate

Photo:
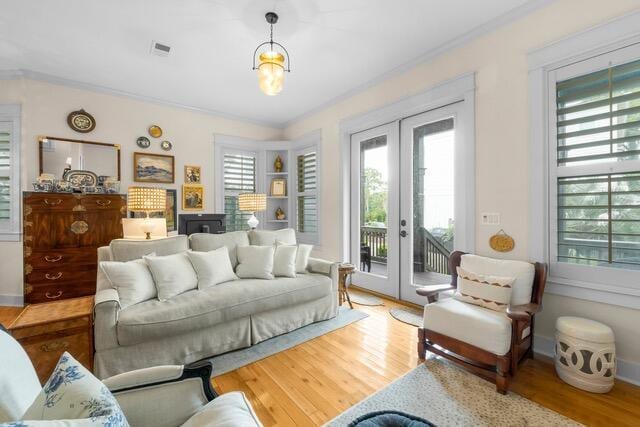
[481,213,500,225]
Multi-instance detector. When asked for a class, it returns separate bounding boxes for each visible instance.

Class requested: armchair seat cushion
[117,274,332,346]
[423,298,513,356]
[181,392,261,427]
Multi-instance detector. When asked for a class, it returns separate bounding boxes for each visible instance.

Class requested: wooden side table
[9,296,94,383]
[338,263,356,309]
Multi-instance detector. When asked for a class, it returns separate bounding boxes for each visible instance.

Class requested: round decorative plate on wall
[160,140,173,151]
[136,136,151,149]
[67,109,96,133]
[148,125,163,138]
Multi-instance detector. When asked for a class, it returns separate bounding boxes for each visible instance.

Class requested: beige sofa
[93,229,339,378]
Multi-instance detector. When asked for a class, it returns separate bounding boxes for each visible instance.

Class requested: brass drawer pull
[45,272,63,280]
[96,199,111,207]
[40,340,69,352]
[45,290,63,299]
[44,254,63,262]
[44,199,62,206]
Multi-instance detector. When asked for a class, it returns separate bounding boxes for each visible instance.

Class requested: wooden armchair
[417,251,547,394]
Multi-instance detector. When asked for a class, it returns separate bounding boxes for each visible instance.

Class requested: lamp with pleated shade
[127,187,166,239]
[238,193,266,229]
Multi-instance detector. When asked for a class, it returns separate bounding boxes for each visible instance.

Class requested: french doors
[351,105,461,303]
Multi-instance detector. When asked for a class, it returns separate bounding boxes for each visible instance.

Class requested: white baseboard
[534,334,640,386]
[0,294,23,307]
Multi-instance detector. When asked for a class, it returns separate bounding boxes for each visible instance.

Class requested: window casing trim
[0,104,20,242]
[529,11,640,308]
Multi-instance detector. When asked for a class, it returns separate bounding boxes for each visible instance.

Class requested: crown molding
[281,0,556,128]
[1,69,285,130]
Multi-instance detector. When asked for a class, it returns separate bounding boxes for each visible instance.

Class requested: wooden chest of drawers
[23,192,126,304]
[9,296,94,382]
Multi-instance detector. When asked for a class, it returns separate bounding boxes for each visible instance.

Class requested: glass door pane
[361,135,389,277]
[400,110,456,304]
[351,122,399,298]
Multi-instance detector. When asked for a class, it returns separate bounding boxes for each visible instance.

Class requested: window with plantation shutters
[296,150,318,237]
[223,152,256,231]
[553,55,640,271]
[0,105,20,241]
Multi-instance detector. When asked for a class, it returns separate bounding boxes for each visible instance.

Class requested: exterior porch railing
[360,226,451,275]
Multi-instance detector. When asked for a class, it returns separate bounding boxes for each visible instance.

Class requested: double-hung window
[295,147,319,243]
[549,45,640,284]
[0,105,20,242]
[223,151,256,231]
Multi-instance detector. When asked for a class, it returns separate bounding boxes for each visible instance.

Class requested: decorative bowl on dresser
[8,296,94,382]
[23,192,126,303]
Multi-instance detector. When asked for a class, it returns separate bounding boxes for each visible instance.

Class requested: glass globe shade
[258,51,285,96]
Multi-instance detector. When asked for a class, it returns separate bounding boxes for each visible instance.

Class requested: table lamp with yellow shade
[126,186,167,239]
[238,193,266,229]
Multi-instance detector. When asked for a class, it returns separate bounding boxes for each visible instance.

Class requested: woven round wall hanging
[489,229,515,252]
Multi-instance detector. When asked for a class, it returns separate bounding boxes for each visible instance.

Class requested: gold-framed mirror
[38,136,121,181]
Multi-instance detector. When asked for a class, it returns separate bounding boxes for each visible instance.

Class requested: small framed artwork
[133,152,175,183]
[184,165,201,184]
[183,184,204,210]
[129,189,177,232]
[270,178,286,196]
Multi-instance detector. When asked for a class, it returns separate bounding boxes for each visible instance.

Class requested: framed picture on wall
[130,189,177,232]
[133,152,175,183]
[184,165,201,184]
[182,184,204,210]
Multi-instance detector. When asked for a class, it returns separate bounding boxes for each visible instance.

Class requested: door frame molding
[338,73,476,262]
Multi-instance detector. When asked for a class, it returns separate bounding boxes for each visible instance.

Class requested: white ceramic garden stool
[555,316,616,393]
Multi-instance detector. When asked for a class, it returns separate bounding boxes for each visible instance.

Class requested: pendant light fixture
[252,12,291,96]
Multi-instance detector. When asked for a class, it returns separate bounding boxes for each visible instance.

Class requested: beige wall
[283,0,640,365]
[0,78,282,302]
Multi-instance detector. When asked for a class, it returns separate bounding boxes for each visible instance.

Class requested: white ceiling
[0,0,541,127]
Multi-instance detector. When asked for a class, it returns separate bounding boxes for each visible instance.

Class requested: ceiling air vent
[150,41,171,57]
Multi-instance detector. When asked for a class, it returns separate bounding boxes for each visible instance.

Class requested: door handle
[400,230,407,237]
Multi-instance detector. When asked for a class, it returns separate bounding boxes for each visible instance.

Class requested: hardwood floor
[2,293,640,426]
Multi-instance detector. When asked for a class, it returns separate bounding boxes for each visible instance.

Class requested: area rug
[209,306,368,376]
[326,358,582,426]
[350,291,384,306]
[389,306,423,327]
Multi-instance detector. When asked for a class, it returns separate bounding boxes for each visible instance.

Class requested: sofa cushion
[235,246,274,280]
[277,241,313,273]
[460,254,535,306]
[423,298,512,356]
[187,247,238,289]
[116,274,332,346]
[273,245,297,278]
[110,235,188,262]
[100,258,157,309]
[144,253,198,301]
[189,231,250,267]
[248,229,296,246]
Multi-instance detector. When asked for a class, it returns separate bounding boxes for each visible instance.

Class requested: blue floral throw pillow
[17,352,128,426]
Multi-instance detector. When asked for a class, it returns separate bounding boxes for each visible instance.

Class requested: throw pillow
[22,352,128,426]
[273,245,297,278]
[187,247,238,289]
[453,266,515,311]
[235,246,274,280]
[144,253,198,301]
[99,257,156,309]
[276,241,313,273]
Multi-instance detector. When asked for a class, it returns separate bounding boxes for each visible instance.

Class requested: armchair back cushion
[460,254,535,306]
[189,231,250,268]
[110,235,189,262]
[0,329,41,422]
